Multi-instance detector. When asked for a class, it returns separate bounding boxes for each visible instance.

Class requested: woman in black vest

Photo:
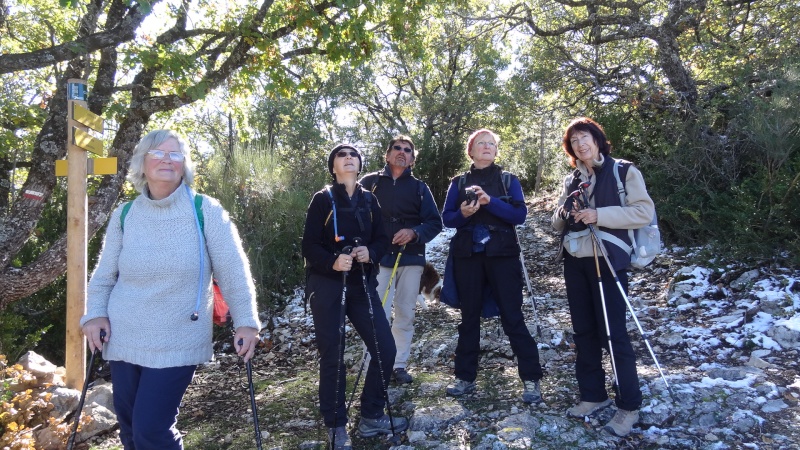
[552,117,655,437]
[441,128,544,404]
[301,144,406,449]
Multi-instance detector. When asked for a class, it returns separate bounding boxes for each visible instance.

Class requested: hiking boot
[603,408,639,437]
[327,426,352,450]
[521,379,543,404]
[566,399,613,418]
[357,414,409,437]
[445,378,476,396]
[392,368,413,385]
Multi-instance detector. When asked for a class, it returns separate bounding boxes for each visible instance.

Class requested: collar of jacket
[467,162,502,180]
[380,165,413,180]
[576,154,606,178]
[330,181,364,199]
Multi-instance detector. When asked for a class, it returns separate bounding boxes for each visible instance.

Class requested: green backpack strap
[120,201,133,231]
[194,193,204,233]
[119,194,204,232]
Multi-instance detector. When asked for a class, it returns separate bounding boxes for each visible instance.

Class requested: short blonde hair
[466,128,500,160]
[127,130,195,193]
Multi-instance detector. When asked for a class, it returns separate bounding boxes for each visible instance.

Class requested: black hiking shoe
[391,368,413,385]
[327,426,352,450]
[357,414,409,437]
[445,378,476,396]
[521,379,543,404]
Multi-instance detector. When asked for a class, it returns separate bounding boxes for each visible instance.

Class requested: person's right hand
[81,317,110,352]
[333,253,354,271]
[460,200,480,218]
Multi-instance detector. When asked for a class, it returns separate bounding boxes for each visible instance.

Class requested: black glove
[563,196,587,232]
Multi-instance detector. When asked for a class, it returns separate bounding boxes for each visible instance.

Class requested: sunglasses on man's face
[336,150,359,158]
[147,150,185,162]
[392,145,413,153]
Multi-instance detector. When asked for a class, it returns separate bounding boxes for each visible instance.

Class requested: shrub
[198,142,328,311]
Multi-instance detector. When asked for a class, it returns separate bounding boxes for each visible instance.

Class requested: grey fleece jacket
[81,185,259,368]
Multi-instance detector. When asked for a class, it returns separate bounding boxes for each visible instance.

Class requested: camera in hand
[465,187,478,205]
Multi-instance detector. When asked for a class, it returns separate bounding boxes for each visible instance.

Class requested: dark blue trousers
[110,361,196,450]
[563,253,642,411]
[308,272,396,427]
[453,252,543,383]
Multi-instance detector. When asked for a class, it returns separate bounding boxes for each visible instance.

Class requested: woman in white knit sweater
[81,130,260,449]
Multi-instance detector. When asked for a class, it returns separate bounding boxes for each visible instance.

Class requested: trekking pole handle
[352,237,367,266]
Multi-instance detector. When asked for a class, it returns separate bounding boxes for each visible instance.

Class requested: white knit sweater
[81,186,260,368]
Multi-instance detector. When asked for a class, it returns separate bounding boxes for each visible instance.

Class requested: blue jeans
[110,361,196,450]
[563,253,642,411]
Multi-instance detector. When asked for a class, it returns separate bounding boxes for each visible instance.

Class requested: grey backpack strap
[613,160,637,252]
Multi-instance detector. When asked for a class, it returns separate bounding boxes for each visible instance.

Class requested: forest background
[1,0,798,366]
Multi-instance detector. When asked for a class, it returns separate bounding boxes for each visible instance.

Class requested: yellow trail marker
[73,127,103,155]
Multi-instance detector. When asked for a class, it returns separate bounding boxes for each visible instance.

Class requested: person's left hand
[234,326,260,362]
[350,245,370,264]
[471,185,491,206]
[572,207,597,225]
[392,228,416,246]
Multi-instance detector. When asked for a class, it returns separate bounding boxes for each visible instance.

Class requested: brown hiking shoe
[604,408,639,437]
[566,399,612,418]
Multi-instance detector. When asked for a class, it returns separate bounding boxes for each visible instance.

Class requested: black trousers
[453,252,543,382]
[308,272,396,427]
[563,253,642,411]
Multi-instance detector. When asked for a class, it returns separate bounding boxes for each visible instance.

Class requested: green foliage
[586,57,800,263]
[198,141,328,310]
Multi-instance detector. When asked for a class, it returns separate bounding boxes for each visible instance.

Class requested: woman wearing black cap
[301,144,407,449]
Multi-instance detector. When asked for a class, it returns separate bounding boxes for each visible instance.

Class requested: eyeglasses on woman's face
[336,150,359,158]
[392,145,413,153]
[147,150,185,162]
[475,141,496,148]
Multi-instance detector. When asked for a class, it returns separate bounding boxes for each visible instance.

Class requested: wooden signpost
[59,79,117,389]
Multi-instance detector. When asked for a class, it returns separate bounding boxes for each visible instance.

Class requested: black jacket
[445,164,525,258]
[301,183,389,282]
[360,166,443,266]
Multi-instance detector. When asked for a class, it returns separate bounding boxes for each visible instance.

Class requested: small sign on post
[60,79,117,390]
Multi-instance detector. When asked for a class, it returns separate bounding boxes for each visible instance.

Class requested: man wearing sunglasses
[360,135,443,385]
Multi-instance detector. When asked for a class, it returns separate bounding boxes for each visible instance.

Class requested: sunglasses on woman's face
[336,150,359,158]
[147,150,185,162]
[392,145,413,153]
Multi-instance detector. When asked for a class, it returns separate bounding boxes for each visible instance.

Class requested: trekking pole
[67,329,105,450]
[381,245,405,308]
[501,174,541,336]
[515,231,542,337]
[353,238,399,444]
[331,245,353,450]
[592,238,622,400]
[347,245,404,415]
[238,338,263,450]
[569,189,622,398]
[576,183,675,398]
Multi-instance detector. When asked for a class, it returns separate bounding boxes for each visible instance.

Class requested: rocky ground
[86,195,800,450]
